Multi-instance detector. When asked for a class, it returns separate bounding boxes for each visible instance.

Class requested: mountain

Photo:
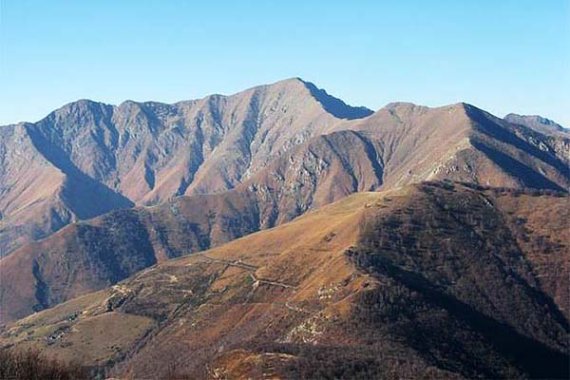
[2,79,569,257]
[0,129,389,323]
[344,103,569,191]
[0,121,134,255]
[504,113,567,136]
[2,85,570,323]
[0,78,370,256]
[1,182,567,379]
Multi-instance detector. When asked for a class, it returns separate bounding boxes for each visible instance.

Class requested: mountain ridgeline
[0,79,569,379]
[0,78,568,256]
[1,79,569,323]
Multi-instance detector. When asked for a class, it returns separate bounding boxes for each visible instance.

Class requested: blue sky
[1,0,568,126]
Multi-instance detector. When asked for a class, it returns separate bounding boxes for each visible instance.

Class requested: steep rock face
[181,79,364,195]
[1,183,567,379]
[27,78,365,202]
[244,130,384,224]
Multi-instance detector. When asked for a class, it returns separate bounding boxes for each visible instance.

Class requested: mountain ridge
[504,113,567,136]
[1,78,569,378]
[1,79,569,321]
[1,78,368,254]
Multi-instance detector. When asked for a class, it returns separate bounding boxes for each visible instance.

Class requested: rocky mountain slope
[2,81,569,323]
[344,102,569,191]
[1,79,568,257]
[3,109,570,322]
[1,182,567,379]
[0,79,370,255]
[0,129,388,323]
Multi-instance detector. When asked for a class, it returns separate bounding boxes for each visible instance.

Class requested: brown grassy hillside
[1,182,567,379]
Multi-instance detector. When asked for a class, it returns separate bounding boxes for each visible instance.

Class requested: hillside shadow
[25,124,134,219]
[466,106,569,179]
[349,251,570,379]
[472,140,566,192]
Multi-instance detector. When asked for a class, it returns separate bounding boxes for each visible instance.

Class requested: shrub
[0,347,90,380]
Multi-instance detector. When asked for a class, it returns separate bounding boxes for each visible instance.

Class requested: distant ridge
[504,113,567,135]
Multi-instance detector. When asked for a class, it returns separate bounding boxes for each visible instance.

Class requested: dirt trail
[200,254,297,288]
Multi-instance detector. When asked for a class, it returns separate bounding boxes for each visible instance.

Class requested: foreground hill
[2,182,567,379]
[1,79,568,256]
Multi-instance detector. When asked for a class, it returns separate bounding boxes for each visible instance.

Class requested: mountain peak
[49,99,113,119]
[252,78,372,120]
[383,101,480,113]
[504,113,566,133]
[301,80,373,120]
[383,101,425,111]
[275,76,306,84]
[60,98,109,110]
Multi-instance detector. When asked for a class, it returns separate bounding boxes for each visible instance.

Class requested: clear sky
[1,0,568,126]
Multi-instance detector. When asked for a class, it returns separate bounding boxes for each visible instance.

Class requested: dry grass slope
[1,182,567,379]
